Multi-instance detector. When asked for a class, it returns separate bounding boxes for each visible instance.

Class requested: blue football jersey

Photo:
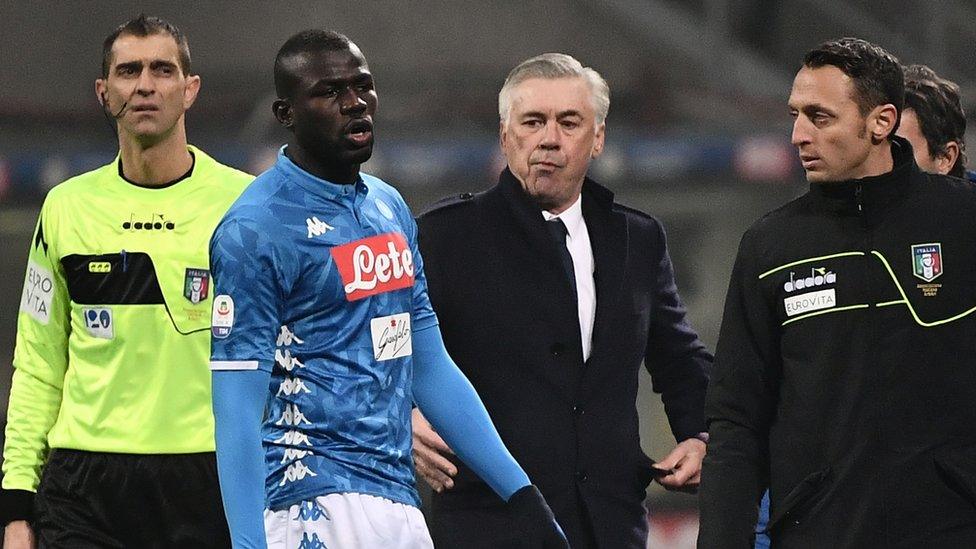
[209,148,438,509]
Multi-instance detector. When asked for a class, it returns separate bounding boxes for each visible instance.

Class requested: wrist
[0,488,35,526]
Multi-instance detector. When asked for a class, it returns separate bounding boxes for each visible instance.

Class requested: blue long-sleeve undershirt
[212,323,530,548]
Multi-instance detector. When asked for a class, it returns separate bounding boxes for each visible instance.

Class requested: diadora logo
[306,216,335,238]
[783,267,836,293]
[121,212,175,231]
[331,232,415,301]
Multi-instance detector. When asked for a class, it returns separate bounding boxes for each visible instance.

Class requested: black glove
[505,484,569,548]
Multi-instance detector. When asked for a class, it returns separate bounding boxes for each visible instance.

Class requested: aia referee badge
[911,243,943,282]
[184,268,210,304]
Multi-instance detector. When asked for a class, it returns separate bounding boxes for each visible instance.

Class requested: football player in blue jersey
[208,29,569,549]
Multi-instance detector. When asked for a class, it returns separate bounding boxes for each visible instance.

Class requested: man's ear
[936,141,960,176]
[871,103,898,144]
[183,74,202,110]
[273,99,294,128]
[591,122,606,158]
[95,79,107,107]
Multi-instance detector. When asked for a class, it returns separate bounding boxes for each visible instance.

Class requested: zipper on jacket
[854,184,864,214]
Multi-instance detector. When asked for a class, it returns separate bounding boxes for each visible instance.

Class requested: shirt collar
[541,193,584,239]
[275,145,366,201]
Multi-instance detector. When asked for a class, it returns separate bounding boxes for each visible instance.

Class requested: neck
[286,142,359,184]
[851,140,895,180]
[118,121,192,186]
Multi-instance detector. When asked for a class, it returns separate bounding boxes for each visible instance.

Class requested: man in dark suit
[412,53,712,549]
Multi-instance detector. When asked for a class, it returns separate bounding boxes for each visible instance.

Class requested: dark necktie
[546,218,577,299]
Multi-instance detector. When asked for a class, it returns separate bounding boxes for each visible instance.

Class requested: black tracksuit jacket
[699,138,976,548]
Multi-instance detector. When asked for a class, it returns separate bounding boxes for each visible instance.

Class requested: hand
[3,521,35,549]
[411,408,457,492]
[653,437,706,493]
[506,485,570,548]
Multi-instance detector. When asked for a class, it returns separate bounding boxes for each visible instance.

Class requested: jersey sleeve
[397,197,437,332]
[3,197,71,492]
[209,213,283,373]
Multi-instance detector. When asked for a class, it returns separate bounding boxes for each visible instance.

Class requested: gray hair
[498,53,610,127]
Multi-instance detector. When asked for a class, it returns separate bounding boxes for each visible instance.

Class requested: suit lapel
[493,170,583,400]
[581,179,628,368]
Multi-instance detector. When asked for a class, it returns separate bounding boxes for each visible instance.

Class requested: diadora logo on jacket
[783,267,836,293]
[331,232,415,301]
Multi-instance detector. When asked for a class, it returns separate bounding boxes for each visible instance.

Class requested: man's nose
[539,120,560,149]
[339,88,367,115]
[791,117,810,147]
[135,68,155,95]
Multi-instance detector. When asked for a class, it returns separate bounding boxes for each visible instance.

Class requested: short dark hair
[102,15,191,78]
[274,29,354,99]
[903,64,967,177]
[804,37,904,137]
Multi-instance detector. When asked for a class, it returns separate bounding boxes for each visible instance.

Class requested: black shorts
[34,449,231,549]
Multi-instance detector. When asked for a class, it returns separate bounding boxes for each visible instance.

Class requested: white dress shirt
[542,194,596,361]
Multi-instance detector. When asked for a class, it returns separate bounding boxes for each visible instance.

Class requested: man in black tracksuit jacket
[699,38,976,548]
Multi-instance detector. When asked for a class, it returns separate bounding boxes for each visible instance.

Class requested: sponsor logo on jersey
[212,295,234,338]
[331,232,415,301]
[121,212,175,231]
[912,243,942,282]
[783,267,836,293]
[82,307,114,339]
[306,216,335,238]
[784,289,836,317]
[370,313,412,361]
[20,259,54,325]
[183,268,210,304]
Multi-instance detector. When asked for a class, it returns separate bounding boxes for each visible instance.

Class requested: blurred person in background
[700,37,976,548]
[897,64,972,180]
[411,52,711,549]
[208,30,567,549]
[0,14,251,548]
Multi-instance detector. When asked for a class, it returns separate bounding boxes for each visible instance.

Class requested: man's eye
[561,120,580,129]
[524,119,543,128]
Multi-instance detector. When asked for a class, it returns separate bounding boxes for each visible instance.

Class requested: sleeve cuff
[0,488,35,525]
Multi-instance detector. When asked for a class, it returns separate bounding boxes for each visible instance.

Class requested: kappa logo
[277,325,304,346]
[279,460,318,486]
[783,267,836,293]
[274,430,312,446]
[281,448,312,464]
[912,243,943,282]
[306,216,335,238]
[298,533,328,549]
[277,377,312,396]
[276,404,311,426]
[275,349,305,372]
[296,502,330,522]
[331,232,415,301]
